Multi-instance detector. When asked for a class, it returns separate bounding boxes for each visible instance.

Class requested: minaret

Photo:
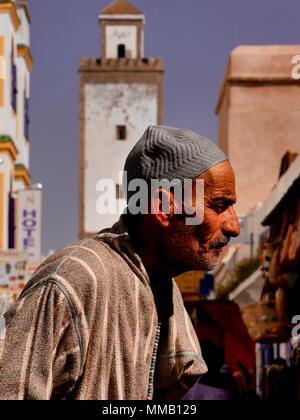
[79,0,164,238]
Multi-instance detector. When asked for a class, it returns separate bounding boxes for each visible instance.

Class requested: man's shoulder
[24,236,118,295]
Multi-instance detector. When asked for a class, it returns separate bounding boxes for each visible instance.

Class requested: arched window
[117,44,126,58]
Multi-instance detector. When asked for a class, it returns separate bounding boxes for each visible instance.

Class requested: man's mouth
[209,238,230,250]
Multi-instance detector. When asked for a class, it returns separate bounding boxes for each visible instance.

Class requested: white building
[79,0,164,237]
[0,0,33,252]
[0,1,42,264]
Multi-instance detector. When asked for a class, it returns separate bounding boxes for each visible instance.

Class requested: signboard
[17,187,42,261]
[0,250,28,303]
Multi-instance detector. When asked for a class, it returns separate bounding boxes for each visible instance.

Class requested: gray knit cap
[123,125,228,203]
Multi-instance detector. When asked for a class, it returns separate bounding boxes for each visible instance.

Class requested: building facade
[0,0,33,252]
[79,0,164,238]
[216,46,300,217]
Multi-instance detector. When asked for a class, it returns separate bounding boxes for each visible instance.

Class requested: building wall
[14,57,30,169]
[232,84,300,215]
[0,13,16,139]
[0,10,16,251]
[217,46,300,216]
[0,1,32,251]
[0,7,30,169]
[218,87,229,156]
[84,82,157,233]
[0,36,4,107]
[15,6,30,170]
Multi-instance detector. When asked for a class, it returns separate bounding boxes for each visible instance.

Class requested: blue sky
[26,0,300,254]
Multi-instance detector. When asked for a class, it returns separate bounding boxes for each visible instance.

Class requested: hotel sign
[17,188,43,261]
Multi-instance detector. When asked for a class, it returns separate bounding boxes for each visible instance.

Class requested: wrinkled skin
[163,160,240,274]
[127,160,240,278]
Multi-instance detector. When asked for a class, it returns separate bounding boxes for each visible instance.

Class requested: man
[0,126,240,400]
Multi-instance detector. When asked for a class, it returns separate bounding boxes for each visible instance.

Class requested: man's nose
[222,207,240,238]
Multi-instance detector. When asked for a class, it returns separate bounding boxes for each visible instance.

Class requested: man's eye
[213,204,227,213]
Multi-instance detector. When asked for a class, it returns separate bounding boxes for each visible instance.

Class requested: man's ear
[150,188,175,228]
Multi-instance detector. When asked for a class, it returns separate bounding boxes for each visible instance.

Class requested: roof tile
[101,0,143,15]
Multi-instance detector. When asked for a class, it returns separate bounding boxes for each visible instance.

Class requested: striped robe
[0,216,207,400]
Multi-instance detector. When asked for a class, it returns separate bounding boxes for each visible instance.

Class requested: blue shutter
[11,46,17,112]
[8,192,16,249]
[24,95,30,140]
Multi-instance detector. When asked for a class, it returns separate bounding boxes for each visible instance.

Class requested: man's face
[162,160,240,273]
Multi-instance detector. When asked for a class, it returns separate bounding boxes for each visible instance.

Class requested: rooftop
[216,45,300,113]
[101,0,143,16]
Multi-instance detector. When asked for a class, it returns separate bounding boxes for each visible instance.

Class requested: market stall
[242,153,300,400]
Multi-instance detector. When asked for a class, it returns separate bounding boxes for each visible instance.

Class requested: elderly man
[0,126,240,400]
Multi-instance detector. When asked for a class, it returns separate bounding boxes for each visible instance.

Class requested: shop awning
[259,155,300,226]
[229,269,264,308]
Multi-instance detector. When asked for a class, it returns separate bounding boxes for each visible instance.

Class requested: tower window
[116,125,127,141]
[117,44,126,58]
